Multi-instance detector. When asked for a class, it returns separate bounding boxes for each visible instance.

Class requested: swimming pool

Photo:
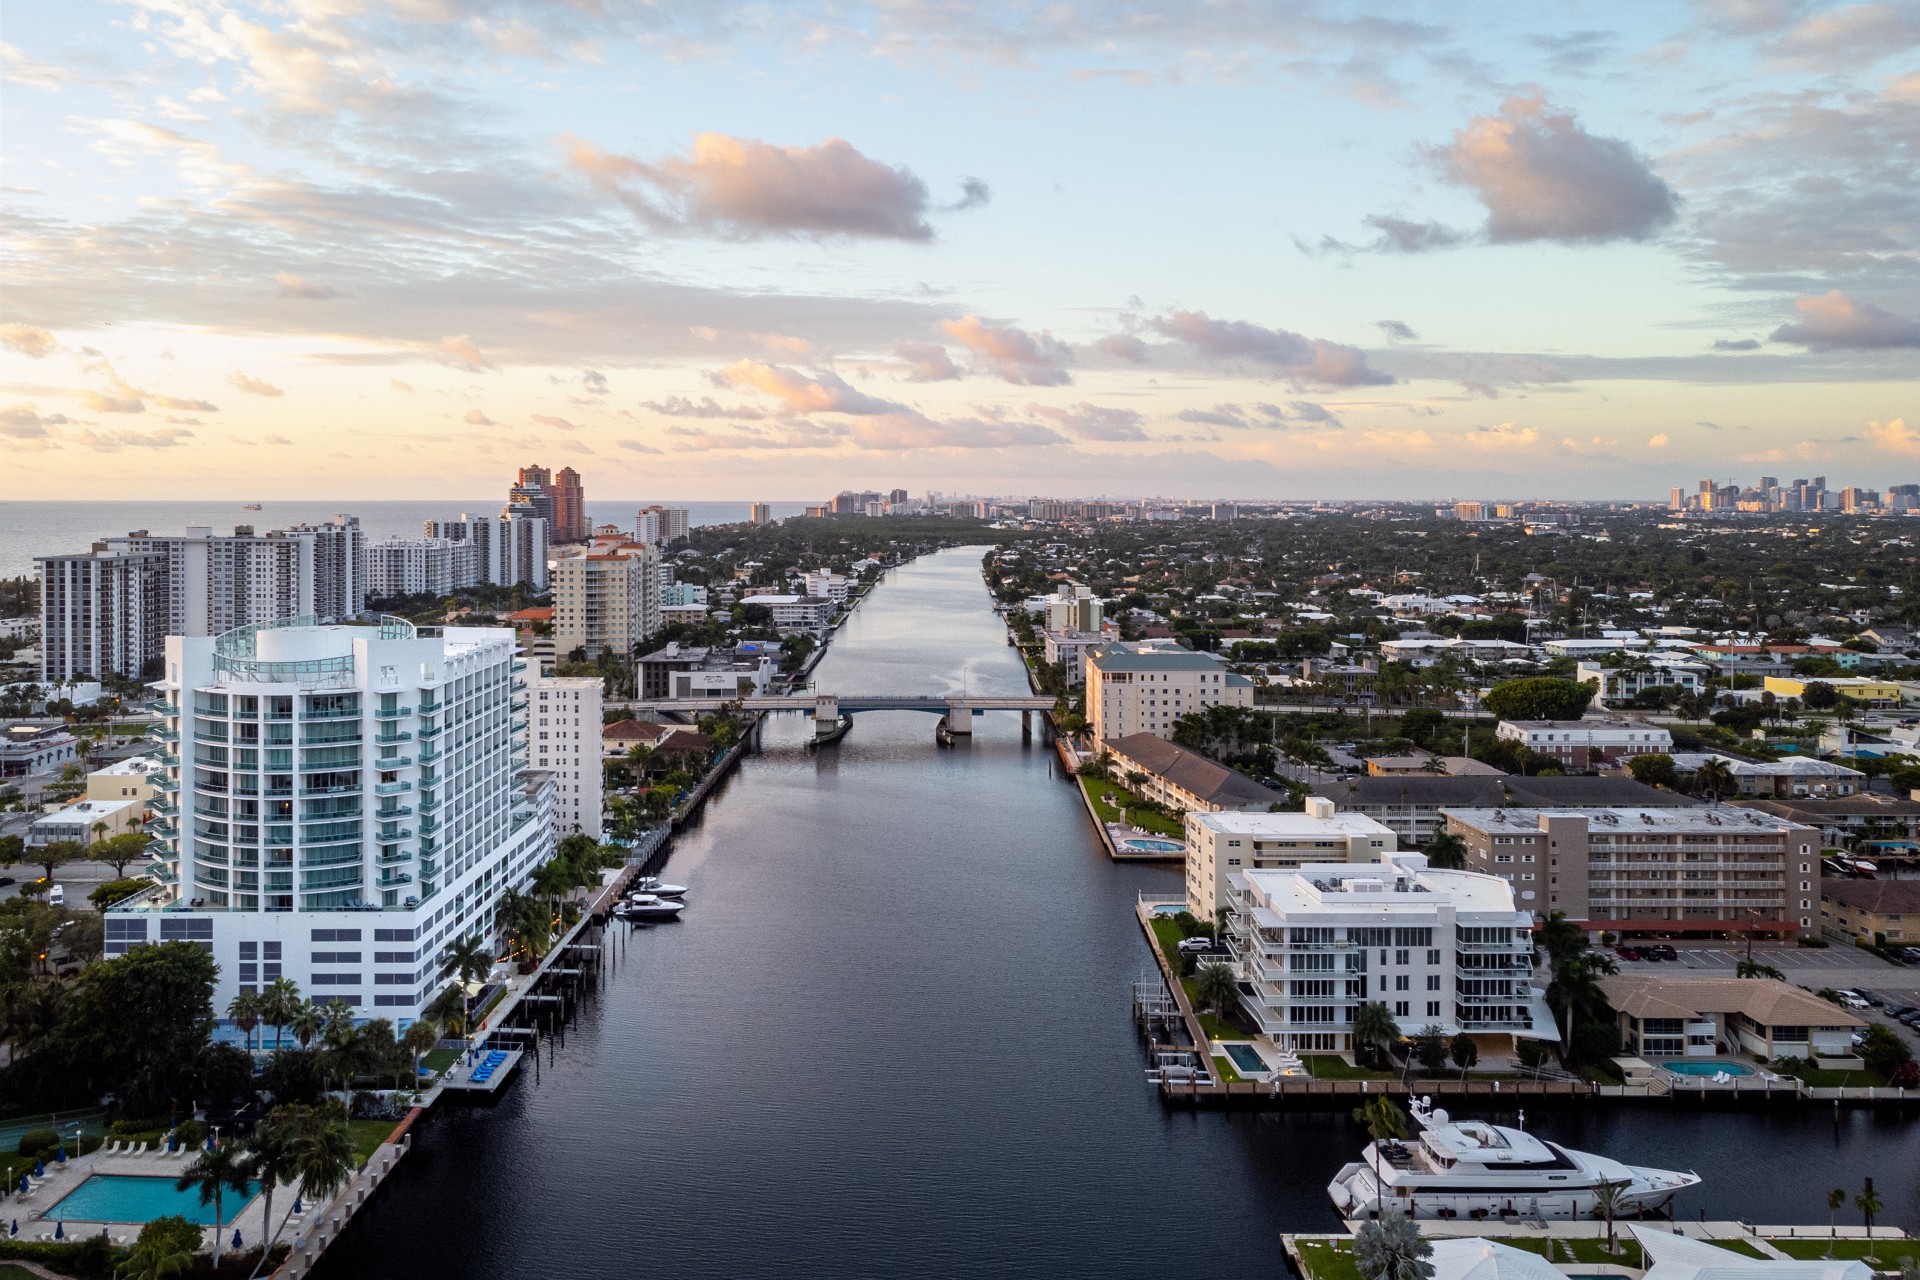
[1663,1059,1755,1077]
[49,1175,260,1225]
[1121,838,1184,853]
[1221,1043,1268,1075]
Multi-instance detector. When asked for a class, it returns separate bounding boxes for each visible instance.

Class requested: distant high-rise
[508,465,557,531]
[749,503,773,526]
[551,467,588,544]
[888,488,909,506]
[635,505,690,545]
[424,513,548,591]
[1669,487,1686,511]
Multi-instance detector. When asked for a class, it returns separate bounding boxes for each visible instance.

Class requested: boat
[631,876,688,898]
[1847,858,1879,878]
[614,893,685,922]
[242,503,262,510]
[1328,1098,1699,1222]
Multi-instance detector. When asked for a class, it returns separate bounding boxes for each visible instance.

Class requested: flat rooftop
[1192,810,1394,838]
[1442,805,1807,834]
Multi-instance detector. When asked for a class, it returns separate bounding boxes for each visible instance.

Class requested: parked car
[1838,993,1872,1010]
[1899,1010,1920,1027]
[1888,1005,1919,1020]
[1652,945,1678,961]
[1619,946,1644,961]
[1176,936,1215,955]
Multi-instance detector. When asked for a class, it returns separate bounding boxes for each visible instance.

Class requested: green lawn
[1213,1055,1244,1084]
[1304,1054,1395,1081]
[421,1047,458,1074]
[1296,1239,1363,1280]
[1079,776,1183,839]
[1772,1239,1920,1265]
[0,1263,46,1280]
[1145,916,1243,1044]
[1793,1068,1888,1088]
[348,1118,398,1168]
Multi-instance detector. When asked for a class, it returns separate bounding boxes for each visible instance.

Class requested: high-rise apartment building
[528,674,602,839]
[38,519,365,681]
[634,505,690,545]
[551,537,662,661]
[109,617,555,1025]
[748,503,773,526]
[551,467,588,544]
[366,538,480,599]
[424,514,549,592]
[1668,487,1686,511]
[37,545,169,682]
[1085,643,1253,742]
[507,465,556,531]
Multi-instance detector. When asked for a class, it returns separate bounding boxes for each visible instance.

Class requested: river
[316,548,1919,1279]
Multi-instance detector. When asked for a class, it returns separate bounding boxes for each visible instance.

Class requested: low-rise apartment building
[1186,798,1395,917]
[1317,774,1695,846]
[28,796,143,848]
[1574,659,1707,709]
[1100,733,1285,817]
[87,756,165,806]
[1670,752,1863,798]
[1763,675,1904,707]
[1818,879,1920,944]
[1225,853,1551,1054]
[1086,644,1253,742]
[1443,805,1821,937]
[1042,628,1107,685]
[1597,975,1861,1060]
[1734,795,1920,852]
[737,594,835,635]
[1494,717,1672,769]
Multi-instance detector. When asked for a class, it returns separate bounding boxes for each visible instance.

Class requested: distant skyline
[2,1,1915,499]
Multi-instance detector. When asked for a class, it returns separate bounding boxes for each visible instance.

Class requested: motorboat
[631,876,688,898]
[615,893,685,922]
[1328,1098,1699,1222]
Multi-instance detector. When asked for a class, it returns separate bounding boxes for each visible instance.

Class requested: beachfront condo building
[1224,853,1552,1055]
[551,536,662,661]
[109,617,556,1025]
[1442,805,1821,938]
[529,673,603,839]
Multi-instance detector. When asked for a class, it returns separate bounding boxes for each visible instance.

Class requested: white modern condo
[109,616,556,1024]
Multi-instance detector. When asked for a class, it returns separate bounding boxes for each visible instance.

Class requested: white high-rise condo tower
[109,616,555,1025]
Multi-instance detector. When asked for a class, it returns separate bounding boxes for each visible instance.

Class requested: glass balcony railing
[374,705,414,720]
[374,781,412,796]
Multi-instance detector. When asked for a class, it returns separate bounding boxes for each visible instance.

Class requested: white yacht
[632,876,688,898]
[1329,1099,1699,1221]
[615,893,685,922]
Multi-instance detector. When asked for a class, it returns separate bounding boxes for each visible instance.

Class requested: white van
[47,883,65,906]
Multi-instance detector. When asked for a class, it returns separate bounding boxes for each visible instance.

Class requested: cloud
[710,360,906,415]
[1560,434,1620,455]
[582,369,609,394]
[464,408,495,425]
[229,372,285,396]
[0,324,57,357]
[895,341,960,381]
[940,315,1072,385]
[276,271,337,299]
[1377,319,1418,342]
[845,413,1064,451]
[1462,422,1543,449]
[1764,3,1920,66]
[0,42,73,92]
[1095,333,1149,363]
[639,395,766,420]
[1176,401,1345,430]
[71,425,194,451]
[262,434,293,445]
[153,394,219,411]
[1769,290,1920,350]
[1865,417,1920,455]
[390,380,414,393]
[618,438,663,454]
[1435,95,1678,244]
[437,335,491,371]
[948,177,991,211]
[567,133,964,241]
[80,390,146,414]
[0,405,55,437]
[1025,402,1148,441]
[1648,433,1671,448]
[1353,215,1468,253]
[1713,338,1762,351]
[532,414,577,431]
[1149,310,1392,386]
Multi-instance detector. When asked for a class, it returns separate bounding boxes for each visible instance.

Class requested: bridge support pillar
[813,695,839,739]
[944,702,972,735]
[1021,710,1032,740]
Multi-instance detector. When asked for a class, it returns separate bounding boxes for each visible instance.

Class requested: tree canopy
[1483,677,1597,722]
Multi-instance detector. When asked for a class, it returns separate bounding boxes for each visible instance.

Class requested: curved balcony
[417,723,443,741]
[145,818,178,838]
[154,751,180,767]
[150,726,179,743]
[152,774,179,793]
[375,730,413,745]
[377,825,414,842]
[376,805,414,820]
[149,796,178,818]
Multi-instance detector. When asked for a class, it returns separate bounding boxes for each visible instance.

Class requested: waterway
[317,548,1920,1279]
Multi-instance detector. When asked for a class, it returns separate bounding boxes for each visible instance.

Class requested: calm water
[0,500,811,577]
[316,550,1919,1279]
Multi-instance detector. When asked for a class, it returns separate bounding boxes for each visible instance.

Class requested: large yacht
[1329,1099,1699,1221]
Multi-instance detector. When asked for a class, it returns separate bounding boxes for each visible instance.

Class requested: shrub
[172,1118,206,1148]
[16,1127,57,1156]
[88,878,153,911]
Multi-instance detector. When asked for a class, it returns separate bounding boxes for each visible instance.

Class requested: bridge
[612,692,1057,741]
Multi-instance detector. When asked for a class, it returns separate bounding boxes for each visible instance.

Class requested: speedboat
[1328,1098,1699,1221]
[631,876,688,898]
[615,893,685,922]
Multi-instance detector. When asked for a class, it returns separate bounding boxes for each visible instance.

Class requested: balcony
[417,697,441,715]
[377,825,414,842]
[375,730,413,745]
[377,848,413,866]
[378,871,414,888]
[301,706,362,721]
[149,796,178,817]
[374,780,412,796]
[150,726,179,743]
[418,816,440,836]
[154,751,180,767]
[377,805,414,820]
[153,775,179,793]
[417,723,443,741]
[145,818,178,838]
[417,746,441,764]
[374,705,414,720]
[418,796,441,814]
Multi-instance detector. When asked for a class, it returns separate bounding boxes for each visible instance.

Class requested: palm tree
[1193,961,1240,1022]
[176,1141,252,1268]
[288,1102,356,1204]
[425,984,468,1037]
[1352,1096,1409,1216]
[1353,1000,1399,1069]
[320,1019,365,1095]
[441,933,493,1026]
[1593,1180,1628,1254]
[288,1003,324,1051]
[1422,831,1468,871]
[401,1018,440,1089]
[1825,1188,1846,1259]
[260,978,301,1051]
[1856,1183,1883,1263]
[241,1116,302,1280]
[1694,757,1735,801]
[116,1228,194,1279]
[1353,1213,1432,1279]
[228,990,262,1054]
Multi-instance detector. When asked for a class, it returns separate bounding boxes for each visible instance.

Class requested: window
[1426,949,1440,966]
[311,928,362,942]
[1394,975,1410,991]
[1394,1001,1409,1016]
[312,950,361,963]
[1426,1001,1441,1017]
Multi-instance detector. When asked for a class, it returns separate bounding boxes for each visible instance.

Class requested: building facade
[1100,733,1285,816]
[1818,879,1920,945]
[552,539,661,661]
[424,514,549,592]
[109,617,555,1025]
[1225,854,1549,1054]
[37,544,168,681]
[1085,644,1253,742]
[1444,805,1820,937]
[749,503,773,526]
[1493,718,1672,769]
[551,467,588,544]
[529,674,603,839]
[1598,975,1860,1059]
[1186,799,1397,916]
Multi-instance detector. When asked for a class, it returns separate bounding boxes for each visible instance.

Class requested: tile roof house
[1100,733,1286,813]
[1818,878,1920,944]
[1596,974,1862,1060]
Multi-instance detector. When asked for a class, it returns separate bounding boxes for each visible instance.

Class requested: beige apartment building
[1186,798,1397,917]
[551,539,661,661]
[1085,644,1253,742]
[1443,805,1820,938]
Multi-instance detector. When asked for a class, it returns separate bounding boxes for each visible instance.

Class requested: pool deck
[6,1142,299,1253]
[436,1045,526,1094]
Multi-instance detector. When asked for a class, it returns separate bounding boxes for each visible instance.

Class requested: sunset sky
[2,0,1916,500]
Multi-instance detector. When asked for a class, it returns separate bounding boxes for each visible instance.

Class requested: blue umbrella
[232,1229,244,1250]
[166,1134,177,1152]
[53,1221,64,1240]
[55,1144,66,1163]
[16,1176,27,1196]
[291,1196,303,1214]
[9,1219,17,1237]
[32,1160,43,1178]
[204,1136,214,1152]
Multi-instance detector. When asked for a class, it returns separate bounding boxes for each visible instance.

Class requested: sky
[1,0,1916,502]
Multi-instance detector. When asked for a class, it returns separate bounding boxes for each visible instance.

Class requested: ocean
[0,500,812,579]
